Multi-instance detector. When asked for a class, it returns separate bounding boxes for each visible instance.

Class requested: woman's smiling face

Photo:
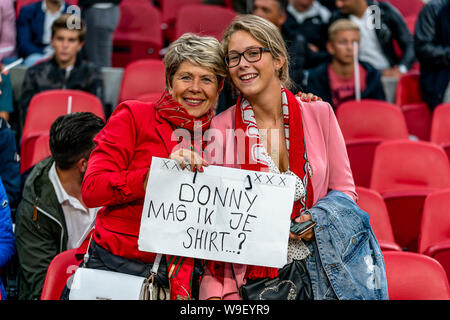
[168,61,221,118]
[226,30,284,99]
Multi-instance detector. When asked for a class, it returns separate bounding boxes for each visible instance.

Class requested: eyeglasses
[225,47,271,68]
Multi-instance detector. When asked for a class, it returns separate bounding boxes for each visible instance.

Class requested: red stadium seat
[22,89,105,140]
[20,131,51,174]
[371,140,450,251]
[356,186,402,251]
[430,103,450,162]
[16,0,78,19]
[40,249,82,300]
[174,4,237,41]
[336,100,409,188]
[118,59,166,103]
[383,251,450,300]
[112,2,164,68]
[20,90,105,173]
[395,70,431,141]
[160,0,202,42]
[383,0,424,20]
[418,189,450,285]
[404,15,417,35]
[137,92,164,104]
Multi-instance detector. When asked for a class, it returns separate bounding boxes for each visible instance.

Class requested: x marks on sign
[161,159,191,171]
[254,173,287,186]
[161,160,287,186]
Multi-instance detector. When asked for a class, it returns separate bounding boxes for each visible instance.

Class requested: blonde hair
[163,33,227,89]
[221,14,292,90]
[328,19,360,42]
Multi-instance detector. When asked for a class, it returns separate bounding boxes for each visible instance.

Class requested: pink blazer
[199,98,357,300]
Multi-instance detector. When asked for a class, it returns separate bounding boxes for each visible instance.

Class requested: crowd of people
[0,0,449,301]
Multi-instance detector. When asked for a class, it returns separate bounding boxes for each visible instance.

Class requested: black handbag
[235,260,313,300]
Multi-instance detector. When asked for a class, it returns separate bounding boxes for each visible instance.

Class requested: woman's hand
[170,148,209,171]
[289,214,315,242]
[296,91,322,102]
[143,148,209,190]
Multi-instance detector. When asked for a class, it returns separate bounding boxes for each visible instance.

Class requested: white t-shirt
[48,163,99,250]
[287,1,331,24]
[349,9,391,71]
[41,1,65,45]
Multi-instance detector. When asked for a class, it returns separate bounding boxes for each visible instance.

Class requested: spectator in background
[0,177,15,300]
[306,19,385,110]
[0,0,17,64]
[203,0,251,13]
[0,117,20,212]
[17,0,69,67]
[318,0,337,11]
[414,0,450,110]
[18,14,104,128]
[217,0,329,114]
[253,0,329,91]
[283,0,331,53]
[79,0,121,68]
[332,0,415,79]
[0,73,14,123]
[15,112,104,300]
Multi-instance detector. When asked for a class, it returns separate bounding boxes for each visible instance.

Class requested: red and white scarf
[154,91,214,134]
[235,87,314,279]
[154,91,213,156]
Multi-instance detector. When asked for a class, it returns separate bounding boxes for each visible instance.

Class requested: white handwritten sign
[138,157,296,268]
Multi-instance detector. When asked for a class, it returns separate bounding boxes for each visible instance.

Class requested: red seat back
[336,100,408,187]
[395,71,431,140]
[371,140,450,194]
[137,92,164,104]
[431,103,450,162]
[371,140,450,251]
[418,189,450,251]
[356,186,401,251]
[418,189,450,283]
[345,140,380,188]
[112,2,163,68]
[337,100,409,141]
[430,103,450,148]
[384,251,450,300]
[404,15,417,34]
[22,89,105,140]
[20,131,51,174]
[41,249,82,300]
[383,0,424,19]
[161,0,202,42]
[174,4,236,41]
[118,59,165,103]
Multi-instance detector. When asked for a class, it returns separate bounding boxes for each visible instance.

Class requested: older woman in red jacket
[80,33,227,300]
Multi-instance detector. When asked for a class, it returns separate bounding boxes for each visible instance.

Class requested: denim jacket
[304,191,389,300]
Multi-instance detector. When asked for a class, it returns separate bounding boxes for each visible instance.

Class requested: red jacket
[82,100,196,299]
[82,100,178,262]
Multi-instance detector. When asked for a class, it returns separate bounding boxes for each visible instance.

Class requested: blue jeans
[23,53,49,67]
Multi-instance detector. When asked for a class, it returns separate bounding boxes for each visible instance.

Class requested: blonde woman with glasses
[198,15,388,300]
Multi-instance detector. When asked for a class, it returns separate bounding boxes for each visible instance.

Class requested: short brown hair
[51,14,86,42]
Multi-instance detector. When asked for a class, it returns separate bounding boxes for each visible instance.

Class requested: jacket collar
[22,157,64,222]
